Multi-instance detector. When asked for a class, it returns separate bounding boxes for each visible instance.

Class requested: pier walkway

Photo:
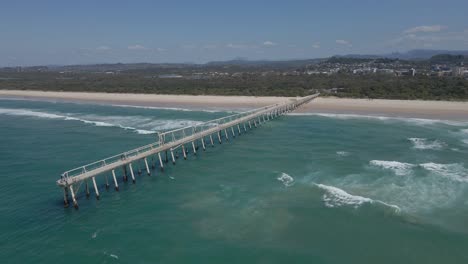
[57,94,319,208]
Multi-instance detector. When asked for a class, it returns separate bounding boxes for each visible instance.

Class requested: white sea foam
[277,173,294,187]
[288,112,468,127]
[111,104,240,113]
[109,254,119,259]
[461,129,468,135]
[336,151,350,156]
[419,163,468,183]
[408,138,446,150]
[0,107,203,135]
[91,231,97,239]
[463,139,468,145]
[370,160,415,176]
[314,183,401,212]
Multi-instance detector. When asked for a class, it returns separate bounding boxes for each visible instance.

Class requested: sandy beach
[1,90,467,120]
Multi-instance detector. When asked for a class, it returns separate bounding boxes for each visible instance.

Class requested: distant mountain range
[2,50,467,72]
[339,49,468,60]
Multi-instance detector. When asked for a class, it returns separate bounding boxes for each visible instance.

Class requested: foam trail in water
[313,183,401,212]
[288,113,468,127]
[277,173,295,187]
[336,151,350,156]
[370,160,415,176]
[408,138,446,150]
[420,163,468,183]
[110,104,241,113]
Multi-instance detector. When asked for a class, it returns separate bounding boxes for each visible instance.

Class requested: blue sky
[1,0,467,66]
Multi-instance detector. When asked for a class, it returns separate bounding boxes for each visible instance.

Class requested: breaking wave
[313,183,401,213]
[369,159,468,183]
[408,138,446,150]
[0,107,203,135]
[370,160,415,176]
[277,172,295,187]
[288,113,468,127]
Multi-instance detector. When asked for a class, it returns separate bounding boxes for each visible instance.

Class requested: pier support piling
[170,149,176,164]
[144,158,151,175]
[210,134,214,147]
[217,131,222,144]
[69,185,78,209]
[231,127,235,138]
[192,141,197,155]
[158,153,164,172]
[129,163,136,183]
[182,145,187,159]
[105,174,110,189]
[201,138,206,150]
[92,177,99,200]
[85,180,90,198]
[63,187,69,207]
[112,170,119,191]
[122,165,128,182]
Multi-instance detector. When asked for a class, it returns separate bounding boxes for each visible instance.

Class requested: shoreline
[1,90,468,120]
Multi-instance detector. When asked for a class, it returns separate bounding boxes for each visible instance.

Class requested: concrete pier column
[254,120,257,127]
[237,124,241,135]
[63,187,69,207]
[69,185,78,209]
[85,180,90,198]
[122,165,128,182]
[112,169,119,191]
[224,129,229,141]
[231,127,235,137]
[201,138,206,150]
[182,145,187,159]
[210,134,214,146]
[249,121,252,129]
[263,115,266,122]
[217,131,222,144]
[158,153,164,171]
[192,141,197,155]
[105,174,110,189]
[92,177,100,200]
[144,158,151,175]
[129,163,136,183]
[244,123,247,132]
[170,149,176,164]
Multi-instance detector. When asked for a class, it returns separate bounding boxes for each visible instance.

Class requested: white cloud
[96,46,111,51]
[128,44,147,50]
[404,25,446,34]
[263,41,277,46]
[336,39,352,46]
[312,42,320,49]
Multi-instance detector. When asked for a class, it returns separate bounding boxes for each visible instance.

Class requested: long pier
[57,94,319,208]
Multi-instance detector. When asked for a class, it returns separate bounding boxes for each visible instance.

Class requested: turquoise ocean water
[0,98,468,263]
